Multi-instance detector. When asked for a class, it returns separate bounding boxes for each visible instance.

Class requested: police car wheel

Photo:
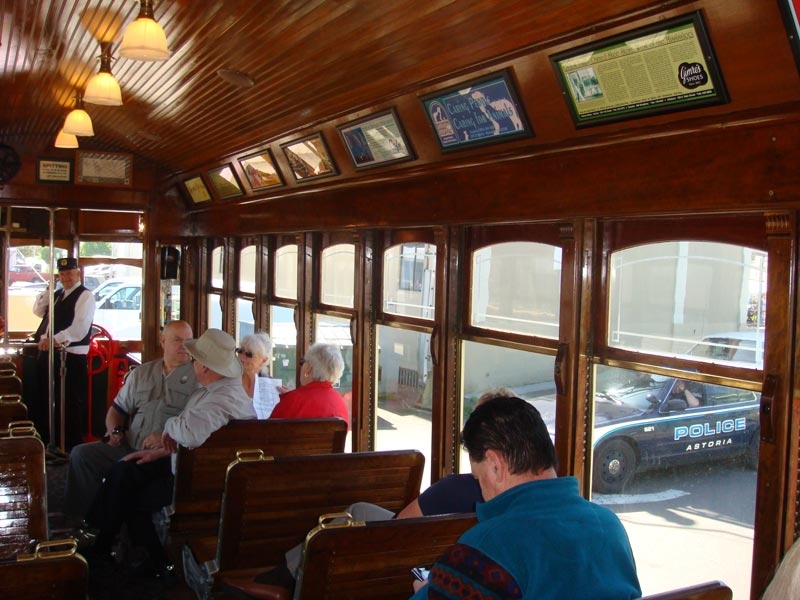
[593,439,636,494]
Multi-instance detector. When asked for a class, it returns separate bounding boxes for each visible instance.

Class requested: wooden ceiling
[0,0,671,181]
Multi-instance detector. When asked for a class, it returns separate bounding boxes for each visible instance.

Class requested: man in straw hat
[83,328,255,582]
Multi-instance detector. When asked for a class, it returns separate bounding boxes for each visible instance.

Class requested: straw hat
[184,328,242,378]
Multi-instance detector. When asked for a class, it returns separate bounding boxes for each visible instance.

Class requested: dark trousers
[34,351,88,449]
[86,456,174,567]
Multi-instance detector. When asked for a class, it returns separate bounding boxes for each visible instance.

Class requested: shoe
[81,545,115,571]
[70,527,96,551]
[128,557,178,588]
[220,575,292,600]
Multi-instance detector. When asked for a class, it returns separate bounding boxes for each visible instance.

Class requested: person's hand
[276,385,291,394]
[161,431,178,454]
[105,428,124,448]
[412,579,428,592]
[38,337,49,351]
[141,433,162,450]
[122,449,167,464]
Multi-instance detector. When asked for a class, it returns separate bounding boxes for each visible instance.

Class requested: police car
[590,373,760,494]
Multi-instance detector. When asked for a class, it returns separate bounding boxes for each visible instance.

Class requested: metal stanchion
[59,344,67,453]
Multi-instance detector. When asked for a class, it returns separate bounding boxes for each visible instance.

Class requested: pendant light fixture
[119,0,170,62]
[84,42,123,106]
[63,95,94,137]
[54,129,79,149]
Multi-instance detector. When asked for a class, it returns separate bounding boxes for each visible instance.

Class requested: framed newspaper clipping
[551,11,728,128]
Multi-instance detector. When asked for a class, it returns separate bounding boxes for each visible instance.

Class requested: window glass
[237,298,253,340]
[375,325,433,486]
[7,244,64,333]
[459,341,556,472]
[211,246,224,289]
[94,283,142,340]
[591,364,758,597]
[608,242,767,368]
[208,293,222,329]
[471,242,561,338]
[239,244,257,294]
[321,244,355,308]
[599,239,763,598]
[270,305,297,388]
[383,243,436,319]
[275,244,298,300]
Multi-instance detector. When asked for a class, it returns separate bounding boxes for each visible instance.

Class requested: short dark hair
[461,395,557,475]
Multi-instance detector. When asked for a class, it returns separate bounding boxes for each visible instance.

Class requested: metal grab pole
[59,344,67,453]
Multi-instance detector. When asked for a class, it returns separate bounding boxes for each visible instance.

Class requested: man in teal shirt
[410,395,641,600]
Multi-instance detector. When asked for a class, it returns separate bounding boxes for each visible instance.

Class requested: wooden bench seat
[0,539,88,600]
[0,394,27,432]
[0,431,47,560]
[642,580,732,600]
[184,449,424,597]
[168,417,347,541]
[295,512,477,600]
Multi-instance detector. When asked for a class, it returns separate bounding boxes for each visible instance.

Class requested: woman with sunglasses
[236,332,279,418]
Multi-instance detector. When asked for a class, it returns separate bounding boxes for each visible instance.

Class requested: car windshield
[596,367,672,411]
[687,332,764,369]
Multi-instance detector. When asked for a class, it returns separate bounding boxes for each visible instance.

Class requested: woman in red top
[269,342,350,427]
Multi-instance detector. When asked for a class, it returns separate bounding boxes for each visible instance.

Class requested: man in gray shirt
[62,320,197,522]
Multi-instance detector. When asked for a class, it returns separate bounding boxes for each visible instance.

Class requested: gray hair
[240,332,274,375]
[304,342,345,384]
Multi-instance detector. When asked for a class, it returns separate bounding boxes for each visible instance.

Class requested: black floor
[46,457,196,600]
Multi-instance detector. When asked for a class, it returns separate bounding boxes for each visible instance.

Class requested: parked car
[588,373,760,493]
[7,264,45,284]
[93,282,142,340]
[530,331,763,494]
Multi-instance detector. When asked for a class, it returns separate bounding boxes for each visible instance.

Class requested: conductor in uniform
[32,257,96,450]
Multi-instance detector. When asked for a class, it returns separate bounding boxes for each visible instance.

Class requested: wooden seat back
[0,539,88,600]
[212,449,425,574]
[0,373,23,396]
[641,581,732,600]
[169,418,348,537]
[0,432,47,560]
[295,512,477,600]
[0,395,28,431]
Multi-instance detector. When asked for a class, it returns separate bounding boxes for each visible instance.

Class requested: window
[383,243,436,319]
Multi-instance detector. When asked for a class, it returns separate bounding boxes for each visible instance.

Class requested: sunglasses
[236,348,255,358]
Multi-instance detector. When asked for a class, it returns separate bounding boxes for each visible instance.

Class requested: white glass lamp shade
[84,71,122,106]
[54,129,79,148]
[120,17,170,61]
[63,108,94,136]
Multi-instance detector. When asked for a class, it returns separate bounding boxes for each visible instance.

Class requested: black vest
[34,286,92,347]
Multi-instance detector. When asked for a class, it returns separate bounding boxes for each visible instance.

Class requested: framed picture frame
[779,0,800,72]
[280,133,337,182]
[550,11,729,128]
[36,157,73,184]
[207,164,244,199]
[338,108,414,169]
[183,175,212,204]
[238,149,284,191]
[75,150,133,187]
[420,69,532,152]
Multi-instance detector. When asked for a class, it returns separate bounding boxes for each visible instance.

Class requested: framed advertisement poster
[75,150,133,187]
[280,133,337,182]
[551,11,729,128]
[183,175,212,204]
[238,149,284,190]
[338,108,414,169]
[420,69,532,151]
[779,0,800,72]
[208,164,244,199]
